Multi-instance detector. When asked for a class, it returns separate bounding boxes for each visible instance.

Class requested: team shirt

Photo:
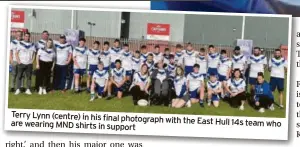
[99,50,111,68]
[207,80,222,91]
[37,48,55,62]
[196,55,208,75]
[54,42,72,66]
[254,81,274,101]
[130,72,150,90]
[17,41,36,65]
[163,54,171,65]
[111,67,126,84]
[207,52,220,69]
[248,54,267,78]
[174,50,185,66]
[10,39,21,62]
[269,57,287,79]
[167,63,176,79]
[93,69,109,87]
[173,76,187,97]
[87,49,100,65]
[218,57,232,76]
[35,39,47,51]
[144,60,155,74]
[232,54,247,71]
[140,52,149,62]
[156,69,168,83]
[183,50,198,67]
[73,46,88,69]
[109,47,123,63]
[131,56,141,72]
[226,78,246,93]
[153,52,163,63]
[121,51,133,71]
[187,72,204,91]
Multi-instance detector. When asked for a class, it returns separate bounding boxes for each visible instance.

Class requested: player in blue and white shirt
[268,49,287,108]
[166,54,176,80]
[171,66,190,108]
[109,39,123,68]
[86,41,101,91]
[130,64,150,105]
[183,43,198,76]
[35,30,49,51]
[218,50,232,89]
[174,44,184,66]
[207,73,223,107]
[140,45,149,62]
[90,62,109,101]
[153,45,163,64]
[144,53,155,74]
[207,45,220,77]
[196,48,208,78]
[10,30,23,92]
[187,64,205,107]
[53,35,73,92]
[73,38,88,93]
[108,59,126,99]
[248,47,267,96]
[232,46,247,74]
[100,41,111,71]
[121,44,133,81]
[131,50,142,74]
[163,48,172,65]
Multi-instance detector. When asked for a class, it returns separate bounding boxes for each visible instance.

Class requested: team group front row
[10,31,288,113]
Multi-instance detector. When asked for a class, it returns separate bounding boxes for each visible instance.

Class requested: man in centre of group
[86,41,101,92]
[186,64,205,107]
[73,38,88,93]
[183,42,198,76]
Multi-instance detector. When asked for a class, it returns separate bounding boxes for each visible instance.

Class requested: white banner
[236,39,253,58]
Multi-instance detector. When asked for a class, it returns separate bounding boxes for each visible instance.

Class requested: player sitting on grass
[171,66,190,108]
[73,38,88,93]
[130,64,150,105]
[90,61,109,102]
[254,72,275,113]
[108,59,126,99]
[207,73,223,107]
[186,64,205,107]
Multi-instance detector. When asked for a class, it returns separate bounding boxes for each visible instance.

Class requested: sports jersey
[99,50,111,68]
[35,39,47,51]
[174,51,185,66]
[140,52,149,62]
[130,72,150,90]
[144,60,155,73]
[187,72,204,91]
[73,46,88,69]
[156,69,168,83]
[163,54,171,65]
[196,55,207,75]
[167,63,176,78]
[218,57,232,76]
[37,48,55,62]
[232,54,247,71]
[87,49,100,65]
[111,67,126,84]
[54,42,72,65]
[131,57,141,72]
[269,57,287,79]
[248,54,267,78]
[207,80,222,91]
[109,47,122,63]
[17,41,36,65]
[226,78,245,93]
[10,39,21,62]
[173,76,187,97]
[183,50,197,67]
[254,81,274,101]
[121,51,133,71]
[93,69,109,87]
[207,52,220,68]
[153,52,163,63]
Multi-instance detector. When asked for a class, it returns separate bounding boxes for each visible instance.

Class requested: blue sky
[279,0,300,5]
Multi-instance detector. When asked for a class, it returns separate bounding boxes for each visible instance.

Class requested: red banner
[147,23,170,36]
[11,10,25,23]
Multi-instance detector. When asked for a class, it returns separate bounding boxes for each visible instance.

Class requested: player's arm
[120,74,126,86]
[72,53,80,68]
[36,50,40,69]
[103,74,109,92]
[200,80,205,100]
[110,75,118,86]
[66,48,72,65]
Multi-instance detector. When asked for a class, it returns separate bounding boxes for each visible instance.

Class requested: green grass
[7,70,287,118]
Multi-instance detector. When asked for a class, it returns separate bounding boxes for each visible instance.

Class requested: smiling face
[46,40,53,49]
[257,75,264,84]
[141,64,148,74]
[42,32,49,40]
[24,34,30,42]
[234,70,241,79]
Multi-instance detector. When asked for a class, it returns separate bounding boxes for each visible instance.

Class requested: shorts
[74,69,86,76]
[88,65,98,76]
[249,77,257,85]
[218,74,227,82]
[103,66,110,71]
[269,77,284,92]
[95,84,105,95]
[125,70,133,76]
[212,94,220,101]
[113,83,125,93]
[185,66,193,76]
[189,88,200,99]
[207,68,218,76]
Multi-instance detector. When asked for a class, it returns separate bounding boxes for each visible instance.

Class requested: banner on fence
[236,39,253,58]
[64,29,80,47]
[11,10,25,28]
[147,23,170,41]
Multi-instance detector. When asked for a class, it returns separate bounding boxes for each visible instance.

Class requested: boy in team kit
[140,45,149,62]
[207,45,220,77]
[268,49,287,108]
[174,44,184,67]
[100,41,111,71]
[196,48,208,78]
[109,39,122,69]
[86,41,101,92]
[131,50,142,74]
[108,59,126,99]
[217,50,232,90]
[186,64,205,107]
[153,45,163,64]
[73,38,88,93]
[183,43,198,76]
[144,53,155,74]
[90,61,109,101]
[163,48,171,65]
[121,44,133,81]
[207,73,223,107]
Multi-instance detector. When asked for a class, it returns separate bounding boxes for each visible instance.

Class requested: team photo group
[9,29,288,114]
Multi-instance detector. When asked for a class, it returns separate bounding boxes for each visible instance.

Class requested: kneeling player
[187,64,205,107]
[90,62,109,101]
[108,59,126,99]
[172,66,190,108]
[207,73,223,107]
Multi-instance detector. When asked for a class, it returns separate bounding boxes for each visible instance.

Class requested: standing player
[186,64,205,107]
[15,32,36,95]
[183,43,198,76]
[86,41,101,91]
[248,47,267,97]
[144,53,155,74]
[90,62,109,101]
[140,45,148,62]
[108,60,126,99]
[73,38,88,93]
[207,45,220,76]
[207,73,223,107]
[131,50,141,74]
[217,50,232,89]
[53,35,72,92]
[163,48,171,65]
[100,41,111,71]
[167,54,176,80]
[121,44,133,81]
[10,30,23,92]
[196,48,208,78]
[153,45,163,64]
[174,44,184,66]
[269,49,287,108]
[109,39,122,69]
[232,46,247,74]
